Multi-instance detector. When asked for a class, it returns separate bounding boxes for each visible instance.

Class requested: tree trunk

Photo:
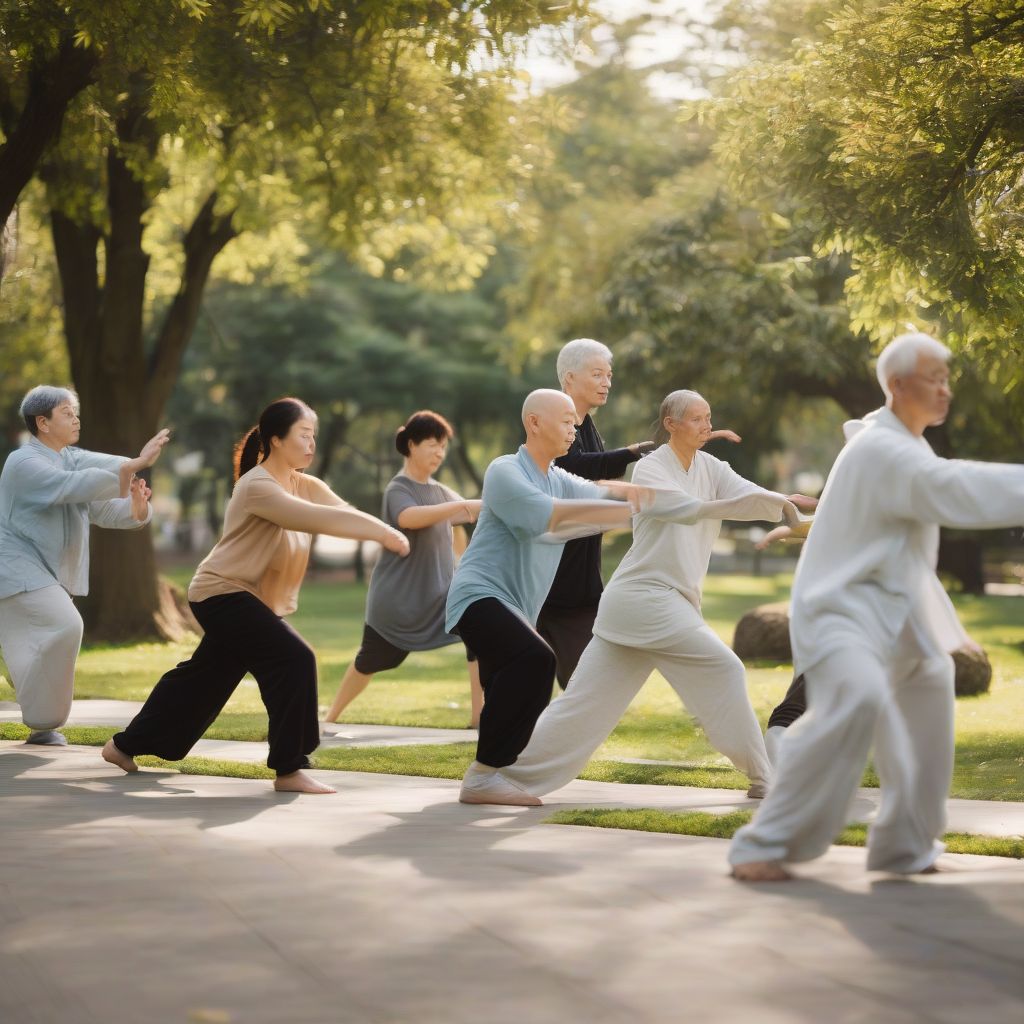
[938,534,986,595]
[49,104,236,642]
[451,426,483,492]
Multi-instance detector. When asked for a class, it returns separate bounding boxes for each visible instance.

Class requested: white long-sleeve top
[790,406,1024,675]
[0,437,148,599]
[595,444,790,646]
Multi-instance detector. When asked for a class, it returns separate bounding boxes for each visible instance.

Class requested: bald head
[521,388,576,427]
[521,389,580,464]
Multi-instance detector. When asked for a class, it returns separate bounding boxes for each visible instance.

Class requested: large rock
[951,646,992,696]
[732,602,792,662]
[733,602,992,696]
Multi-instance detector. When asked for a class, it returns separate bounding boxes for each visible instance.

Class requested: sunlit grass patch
[544,808,1024,859]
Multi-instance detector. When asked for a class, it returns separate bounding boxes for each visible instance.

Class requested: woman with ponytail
[103,398,409,794]
[323,410,483,727]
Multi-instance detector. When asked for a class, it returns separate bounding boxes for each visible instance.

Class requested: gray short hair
[556,338,613,388]
[875,333,951,399]
[20,386,79,436]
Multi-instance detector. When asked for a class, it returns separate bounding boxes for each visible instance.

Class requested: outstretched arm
[247,482,410,555]
[397,500,481,530]
[909,457,1024,530]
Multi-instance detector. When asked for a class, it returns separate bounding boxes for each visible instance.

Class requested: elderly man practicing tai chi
[729,332,1024,881]
[447,389,653,805]
[488,389,812,805]
[0,386,168,745]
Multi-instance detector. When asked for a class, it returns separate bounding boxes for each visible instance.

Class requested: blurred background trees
[2,0,1021,640]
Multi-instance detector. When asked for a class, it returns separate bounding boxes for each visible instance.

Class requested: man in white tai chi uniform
[729,332,1024,880]
[490,389,810,804]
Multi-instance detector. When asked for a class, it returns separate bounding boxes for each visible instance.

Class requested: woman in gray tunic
[323,411,483,726]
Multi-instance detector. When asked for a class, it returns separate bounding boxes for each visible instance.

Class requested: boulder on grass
[951,646,992,697]
[733,602,992,697]
[732,602,792,662]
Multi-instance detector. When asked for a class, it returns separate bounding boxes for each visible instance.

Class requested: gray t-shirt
[365,473,462,651]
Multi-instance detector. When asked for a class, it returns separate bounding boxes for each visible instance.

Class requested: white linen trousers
[728,645,954,872]
[502,584,771,795]
[0,585,83,730]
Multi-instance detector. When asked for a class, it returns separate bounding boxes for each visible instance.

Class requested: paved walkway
[2,744,1023,1024]
[4,699,1023,838]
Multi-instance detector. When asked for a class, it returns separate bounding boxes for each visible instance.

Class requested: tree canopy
[715,0,1024,413]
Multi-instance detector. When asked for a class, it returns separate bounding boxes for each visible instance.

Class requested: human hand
[137,428,171,468]
[598,480,658,513]
[787,493,818,511]
[462,500,482,524]
[755,525,794,550]
[628,441,658,457]
[129,476,152,522]
[780,498,802,527]
[709,429,742,444]
[382,526,411,557]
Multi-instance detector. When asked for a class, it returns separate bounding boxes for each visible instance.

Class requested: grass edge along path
[543,808,1024,861]
[0,725,758,789]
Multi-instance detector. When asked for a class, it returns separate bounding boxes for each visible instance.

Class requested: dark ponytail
[395,409,454,456]
[233,427,265,481]
[232,397,317,482]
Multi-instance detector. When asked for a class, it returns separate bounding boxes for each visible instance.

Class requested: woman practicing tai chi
[103,398,409,795]
[0,386,168,745]
[490,389,815,805]
[323,410,483,728]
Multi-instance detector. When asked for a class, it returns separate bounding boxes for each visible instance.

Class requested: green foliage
[603,187,878,468]
[715,0,1024,416]
[164,254,536,525]
[0,190,70,454]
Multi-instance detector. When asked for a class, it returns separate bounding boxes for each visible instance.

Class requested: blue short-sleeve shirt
[445,446,603,630]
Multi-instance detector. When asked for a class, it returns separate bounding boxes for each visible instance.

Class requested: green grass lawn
[543,808,1024,860]
[2,569,1022,800]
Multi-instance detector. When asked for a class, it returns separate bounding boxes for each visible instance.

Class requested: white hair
[655,389,706,441]
[875,333,951,399]
[20,385,79,436]
[556,338,613,388]
[660,389,705,423]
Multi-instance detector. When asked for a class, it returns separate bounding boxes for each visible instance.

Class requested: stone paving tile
[2,746,1023,1024]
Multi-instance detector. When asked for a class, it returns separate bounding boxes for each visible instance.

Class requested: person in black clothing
[536,339,652,689]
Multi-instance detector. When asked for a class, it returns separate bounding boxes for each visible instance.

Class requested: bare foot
[273,770,336,795]
[101,738,138,773]
[731,861,791,882]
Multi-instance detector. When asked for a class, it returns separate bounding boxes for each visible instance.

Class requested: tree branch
[49,208,102,387]
[0,35,97,226]
[147,191,237,415]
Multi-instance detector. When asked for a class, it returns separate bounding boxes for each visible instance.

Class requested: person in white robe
[729,333,1024,880]
[0,387,167,744]
[489,389,816,804]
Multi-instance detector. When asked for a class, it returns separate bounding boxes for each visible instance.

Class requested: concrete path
[4,700,1024,837]
[2,745,1022,1024]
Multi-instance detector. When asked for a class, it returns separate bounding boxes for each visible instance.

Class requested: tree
[0,0,588,640]
[167,256,530,522]
[714,0,1024,402]
[603,192,879,467]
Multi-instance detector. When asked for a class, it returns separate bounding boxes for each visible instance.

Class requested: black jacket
[542,414,639,610]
